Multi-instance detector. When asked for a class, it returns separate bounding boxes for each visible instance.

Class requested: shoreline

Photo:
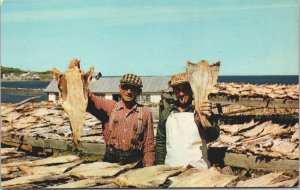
[1,88,46,95]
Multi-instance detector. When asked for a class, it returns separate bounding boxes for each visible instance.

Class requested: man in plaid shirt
[87,73,155,167]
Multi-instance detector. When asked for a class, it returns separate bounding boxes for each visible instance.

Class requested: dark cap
[120,73,143,88]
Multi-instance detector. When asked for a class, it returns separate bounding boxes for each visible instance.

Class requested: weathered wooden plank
[2,133,106,156]
[224,153,299,172]
[79,142,106,155]
[209,95,298,109]
[1,141,33,152]
[14,96,39,107]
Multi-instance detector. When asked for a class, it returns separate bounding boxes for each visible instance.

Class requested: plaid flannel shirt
[87,91,155,167]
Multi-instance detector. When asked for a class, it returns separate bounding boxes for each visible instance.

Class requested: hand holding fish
[186,60,220,128]
[194,100,213,128]
[199,100,212,118]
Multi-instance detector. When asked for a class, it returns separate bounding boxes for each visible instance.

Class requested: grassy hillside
[1,66,27,75]
[1,66,52,74]
[1,66,52,80]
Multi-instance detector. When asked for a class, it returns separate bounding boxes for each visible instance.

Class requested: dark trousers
[103,146,143,166]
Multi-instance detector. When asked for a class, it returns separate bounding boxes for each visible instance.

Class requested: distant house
[44,75,170,104]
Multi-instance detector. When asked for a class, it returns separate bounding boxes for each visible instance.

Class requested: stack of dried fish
[1,154,298,188]
[212,83,298,100]
[1,147,26,162]
[214,104,298,116]
[1,77,299,188]
[1,100,298,157]
[1,101,104,145]
[208,120,299,160]
[161,82,298,100]
[160,81,298,116]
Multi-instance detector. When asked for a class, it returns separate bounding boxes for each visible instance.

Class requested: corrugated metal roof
[44,76,170,93]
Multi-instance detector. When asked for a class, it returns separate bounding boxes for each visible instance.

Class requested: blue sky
[1,0,298,76]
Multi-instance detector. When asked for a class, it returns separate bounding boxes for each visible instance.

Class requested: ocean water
[1,76,298,103]
[1,81,50,103]
[1,81,50,89]
[1,92,48,103]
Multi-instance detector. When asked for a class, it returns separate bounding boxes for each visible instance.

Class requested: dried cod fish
[270,139,297,156]
[236,172,294,187]
[220,120,259,135]
[114,165,183,188]
[1,147,18,155]
[3,155,80,167]
[169,167,237,187]
[264,178,299,187]
[29,155,80,166]
[242,121,272,137]
[84,116,101,127]
[48,178,110,188]
[186,60,220,128]
[2,112,22,123]
[20,160,83,175]
[1,126,14,133]
[20,160,83,176]
[219,134,243,144]
[56,125,73,137]
[11,123,32,130]
[213,83,299,100]
[52,58,94,148]
[43,115,65,125]
[1,165,22,178]
[259,123,289,137]
[66,161,135,178]
[23,124,52,135]
[291,128,299,142]
[1,173,67,188]
[1,152,26,161]
[1,106,15,116]
[287,147,299,159]
[31,107,62,117]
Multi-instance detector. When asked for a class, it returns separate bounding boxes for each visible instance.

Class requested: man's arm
[86,91,115,123]
[142,110,155,167]
[155,108,170,165]
[195,100,220,142]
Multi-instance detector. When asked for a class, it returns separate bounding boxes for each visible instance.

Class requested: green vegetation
[37,70,52,74]
[1,66,53,81]
[1,66,27,75]
[1,66,51,75]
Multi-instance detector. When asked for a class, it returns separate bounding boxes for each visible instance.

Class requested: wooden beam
[1,141,33,152]
[224,152,299,172]
[2,133,106,156]
[14,96,40,107]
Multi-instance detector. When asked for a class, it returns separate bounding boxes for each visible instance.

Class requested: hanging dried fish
[186,60,220,128]
[52,58,94,148]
